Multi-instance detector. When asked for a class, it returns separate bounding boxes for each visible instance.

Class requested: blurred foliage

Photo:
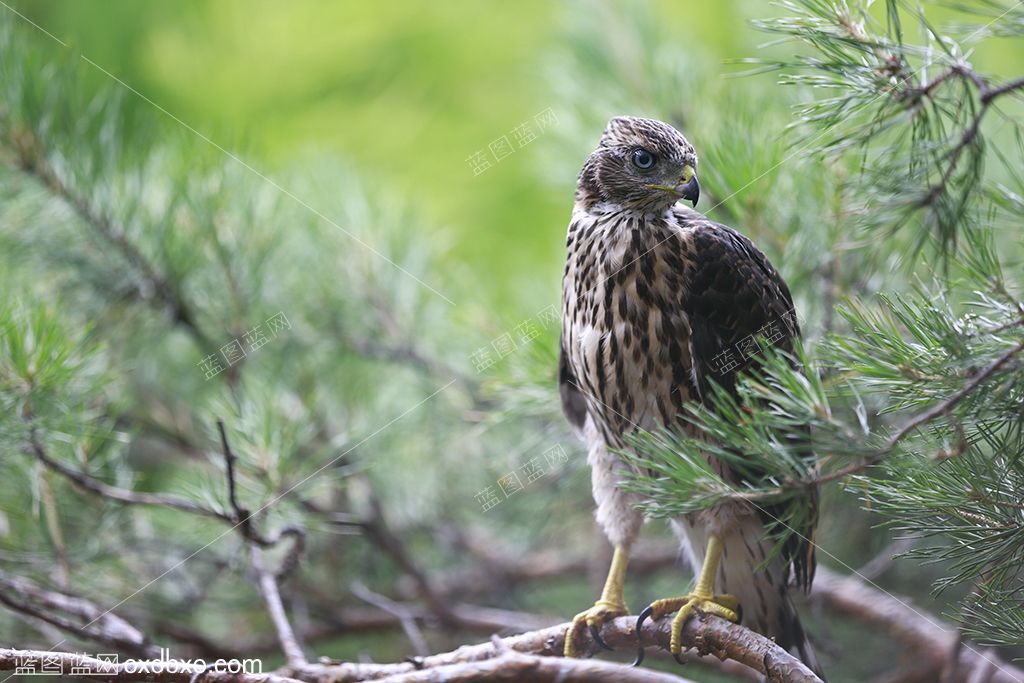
[13,0,1021,309]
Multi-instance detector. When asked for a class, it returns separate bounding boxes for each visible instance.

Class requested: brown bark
[361,648,697,683]
[297,613,822,682]
[812,567,1024,683]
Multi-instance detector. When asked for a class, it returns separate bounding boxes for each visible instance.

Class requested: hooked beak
[675,174,700,207]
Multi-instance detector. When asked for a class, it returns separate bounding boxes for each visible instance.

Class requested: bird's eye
[631,148,655,170]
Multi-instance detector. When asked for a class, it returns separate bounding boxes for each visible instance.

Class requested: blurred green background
[16,0,1021,311]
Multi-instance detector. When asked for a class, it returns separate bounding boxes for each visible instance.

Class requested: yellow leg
[597,544,630,610]
[636,535,740,660]
[563,546,630,657]
[693,534,724,596]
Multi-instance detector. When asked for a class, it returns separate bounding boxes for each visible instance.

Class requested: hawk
[558,115,823,676]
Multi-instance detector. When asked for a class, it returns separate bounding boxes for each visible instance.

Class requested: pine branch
[915,67,1024,212]
[25,427,233,523]
[978,74,1024,105]
[7,127,214,349]
[817,335,1024,485]
[627,320,1024,514]
[750,1,1024,253]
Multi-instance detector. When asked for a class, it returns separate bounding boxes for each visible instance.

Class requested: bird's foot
[633,592,740,665]
[563,599,629,657]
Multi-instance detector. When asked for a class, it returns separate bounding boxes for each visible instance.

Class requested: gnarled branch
[299,613,822,682]
[812,567,1024,683]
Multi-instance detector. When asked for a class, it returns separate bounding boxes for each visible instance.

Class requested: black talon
[636,605,654,632]
[632,605,654,666]
[589,623,612,651]
[672,652,688,666]
[735,603,743,625]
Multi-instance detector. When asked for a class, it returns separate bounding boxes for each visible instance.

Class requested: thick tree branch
[812,566,1024,683]
[301,613,822,682]
[364,646,697,683]
[155,602,558,664]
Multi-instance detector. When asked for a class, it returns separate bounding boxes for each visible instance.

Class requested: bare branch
[251,546,308,669]
[26,428,232,523]
[0,571,157,659]
[350,583,430,657]
[301,613,822,682]
[273,528,306,583]
[216,420,307,669]
[357,485,458,627]
[218,419,257,540]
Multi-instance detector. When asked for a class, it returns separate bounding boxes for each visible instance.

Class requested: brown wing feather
[677,212,817,591]
[558,336,588,436]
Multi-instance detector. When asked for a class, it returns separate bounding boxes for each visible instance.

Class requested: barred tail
[672,516,827,680]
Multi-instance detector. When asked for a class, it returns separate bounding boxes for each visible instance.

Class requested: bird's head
[576,116,699,212]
